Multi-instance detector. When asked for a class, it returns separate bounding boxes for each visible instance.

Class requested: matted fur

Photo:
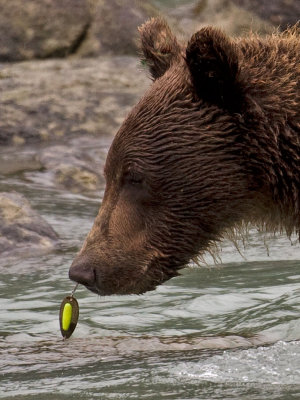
[69,19,300,295]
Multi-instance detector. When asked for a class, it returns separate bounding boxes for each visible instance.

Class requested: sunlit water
[0,139,299,399]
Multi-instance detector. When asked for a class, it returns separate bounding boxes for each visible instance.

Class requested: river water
[0,137,300,399]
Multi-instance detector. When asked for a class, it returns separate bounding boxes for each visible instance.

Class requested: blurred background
[0,1,299,399]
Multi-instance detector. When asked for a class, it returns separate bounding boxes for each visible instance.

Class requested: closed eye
[122,170,156,204]
[123,171,144,187]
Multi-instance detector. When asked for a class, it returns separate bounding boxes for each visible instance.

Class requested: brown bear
[69,18,300,296]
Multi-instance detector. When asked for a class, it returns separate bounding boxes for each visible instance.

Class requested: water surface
[0,140,299,399]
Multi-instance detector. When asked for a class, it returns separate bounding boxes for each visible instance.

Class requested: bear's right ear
[139,17,181,80]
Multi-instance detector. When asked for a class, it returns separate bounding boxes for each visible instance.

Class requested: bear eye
[123,171,144,187]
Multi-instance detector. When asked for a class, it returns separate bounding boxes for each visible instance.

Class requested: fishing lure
[59,284,79,339]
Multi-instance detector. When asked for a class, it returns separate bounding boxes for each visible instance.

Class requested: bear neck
[238,30,300,236]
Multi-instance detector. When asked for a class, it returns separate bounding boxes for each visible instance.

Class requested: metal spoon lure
[59,283,79,339]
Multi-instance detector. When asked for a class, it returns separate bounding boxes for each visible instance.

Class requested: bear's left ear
[186,27,243,112]
[139,17,181,80]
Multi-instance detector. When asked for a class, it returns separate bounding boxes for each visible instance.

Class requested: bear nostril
[69,260,96,287]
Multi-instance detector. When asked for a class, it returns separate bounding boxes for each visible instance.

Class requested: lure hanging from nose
[59,284,79,339]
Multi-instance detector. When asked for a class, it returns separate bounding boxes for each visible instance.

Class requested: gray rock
[78,0,159,57]
[164,0,298,40]
[0,0,91,62]
[0,56,149,146]
[166,0,275,40]
[0,0,158,62]
[39,143,106,193]
[232,0,300,29]
[0,192,59,256]
[0,147,42,175]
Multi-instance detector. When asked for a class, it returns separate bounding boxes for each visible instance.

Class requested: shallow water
[0,139,300,399]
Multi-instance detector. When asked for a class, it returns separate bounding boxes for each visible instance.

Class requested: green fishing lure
[59,284,79,339]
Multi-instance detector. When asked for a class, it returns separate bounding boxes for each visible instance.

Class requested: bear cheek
[70,193,156,295]
[108,194,147,243]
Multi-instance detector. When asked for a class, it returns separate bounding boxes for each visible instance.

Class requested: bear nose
[69,259,96,287]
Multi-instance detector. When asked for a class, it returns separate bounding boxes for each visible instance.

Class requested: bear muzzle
[69,258,98,294]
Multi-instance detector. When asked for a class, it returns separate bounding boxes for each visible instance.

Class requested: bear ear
[186,27,243,112]
[139,17,181,80]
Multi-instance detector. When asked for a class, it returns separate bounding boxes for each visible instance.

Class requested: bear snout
[69,257,97,292]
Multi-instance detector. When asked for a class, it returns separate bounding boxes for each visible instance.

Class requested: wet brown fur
[69,18,300,295]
